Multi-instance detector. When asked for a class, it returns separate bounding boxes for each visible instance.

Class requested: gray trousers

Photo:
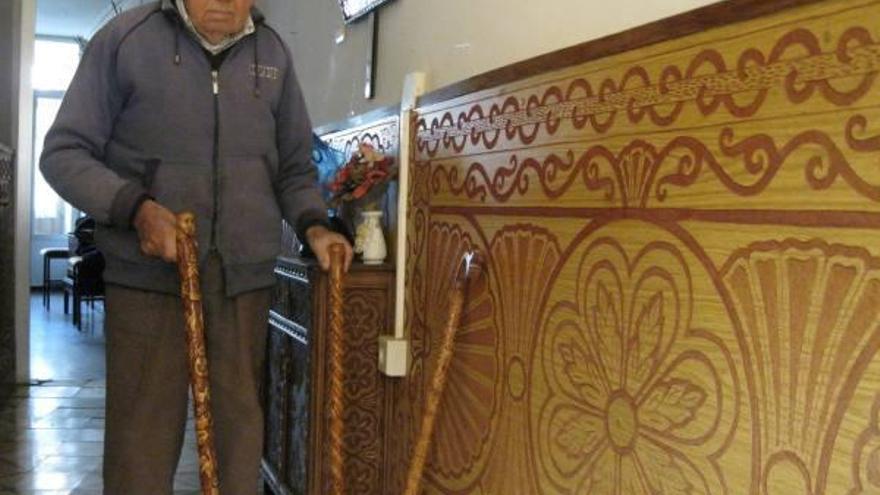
[102,255,271,494]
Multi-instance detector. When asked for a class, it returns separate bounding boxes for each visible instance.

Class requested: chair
[40,247,70,310]
[62,251,105,330]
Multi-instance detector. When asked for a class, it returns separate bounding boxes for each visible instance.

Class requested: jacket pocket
[97,160,214,265]
[151,161,215,256]
[218,154,283,264]
[104,142,160,189]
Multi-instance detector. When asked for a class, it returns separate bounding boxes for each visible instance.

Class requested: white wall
[15,0,36,382]
[257,0,719,126]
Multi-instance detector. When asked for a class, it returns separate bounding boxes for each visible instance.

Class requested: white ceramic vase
[355,210,387,265]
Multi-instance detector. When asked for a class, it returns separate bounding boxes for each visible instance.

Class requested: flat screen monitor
[338,0,393,23]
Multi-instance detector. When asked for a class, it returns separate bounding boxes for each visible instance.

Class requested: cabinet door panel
[264,326,291,476]
[286,334,311,494]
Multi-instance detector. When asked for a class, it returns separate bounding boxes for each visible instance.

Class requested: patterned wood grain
[391,0,880,493]
[311,263,394,495]
[338,288,389,493]
[175,212,220,495]
[319,282,393,495]
[327,245,346,495]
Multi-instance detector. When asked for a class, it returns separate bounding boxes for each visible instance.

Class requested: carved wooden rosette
[327,244,346,495]
[175,212,220,495]
[403,251,484,495]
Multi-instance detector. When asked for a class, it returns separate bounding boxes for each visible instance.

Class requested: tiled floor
[0,292,202,494]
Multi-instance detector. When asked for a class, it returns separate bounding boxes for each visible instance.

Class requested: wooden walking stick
[327,243,347,495]
[176,212,221,495]
[403,250,484,495]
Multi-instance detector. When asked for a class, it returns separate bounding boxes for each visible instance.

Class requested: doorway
[28,36,105,382]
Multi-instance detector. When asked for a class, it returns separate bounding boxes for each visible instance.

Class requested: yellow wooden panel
[391,1,880,494]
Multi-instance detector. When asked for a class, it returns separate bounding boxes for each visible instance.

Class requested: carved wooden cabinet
[0,144,14,385]
[262,256,395,495]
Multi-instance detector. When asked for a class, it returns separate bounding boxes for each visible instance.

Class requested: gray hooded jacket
[40,1,327,296]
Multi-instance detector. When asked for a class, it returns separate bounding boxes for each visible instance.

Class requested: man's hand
[133,199,178,262]
[306,225,353,272]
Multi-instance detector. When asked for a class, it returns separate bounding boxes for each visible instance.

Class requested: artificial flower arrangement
[326,143,396,263]
[327,142,396,209]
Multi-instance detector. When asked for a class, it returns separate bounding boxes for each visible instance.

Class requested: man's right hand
[133,199,178,262]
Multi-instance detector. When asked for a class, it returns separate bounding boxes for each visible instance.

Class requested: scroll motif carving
[417,27,879,154]
[332,289,387,495]
[325,120,400,157]
[532,225,738,494]
[430,116,880,205]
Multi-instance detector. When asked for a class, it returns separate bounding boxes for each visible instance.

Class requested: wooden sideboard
[262,256,395,495]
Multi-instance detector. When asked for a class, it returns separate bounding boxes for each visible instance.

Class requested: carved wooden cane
[403,250,484,495]
[176,212,221,495]
[328,244,347,495]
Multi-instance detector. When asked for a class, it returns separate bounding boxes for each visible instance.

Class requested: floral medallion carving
[532,222,738,494]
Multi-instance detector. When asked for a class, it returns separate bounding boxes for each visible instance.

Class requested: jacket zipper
[210,69,220,253]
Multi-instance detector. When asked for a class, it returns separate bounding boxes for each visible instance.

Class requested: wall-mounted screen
[338,0,393,23]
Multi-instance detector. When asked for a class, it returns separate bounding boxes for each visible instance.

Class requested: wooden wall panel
[392,0,880,493]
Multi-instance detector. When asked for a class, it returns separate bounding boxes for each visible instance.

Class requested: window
[31,38,81,237]
[33,39,80,91]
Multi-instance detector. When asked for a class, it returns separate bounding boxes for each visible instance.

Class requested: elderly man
[40,0,352,493]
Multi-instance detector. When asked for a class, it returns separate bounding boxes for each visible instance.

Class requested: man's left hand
[305,225,353,272]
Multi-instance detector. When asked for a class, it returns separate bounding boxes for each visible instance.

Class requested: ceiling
[36,0,151,39]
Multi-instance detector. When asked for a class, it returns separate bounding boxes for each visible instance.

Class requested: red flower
[327,143,396,206]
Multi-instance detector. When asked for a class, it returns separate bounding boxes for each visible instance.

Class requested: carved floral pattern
[396,3,880,493]
[535,234,735,494]
[335,290,386,494]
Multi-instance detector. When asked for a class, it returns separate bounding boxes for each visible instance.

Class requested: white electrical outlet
[378,335,408,377]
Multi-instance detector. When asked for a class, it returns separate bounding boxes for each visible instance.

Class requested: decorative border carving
[417,27,878,153]
[322,116,400,157]
[429,115,880,205]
